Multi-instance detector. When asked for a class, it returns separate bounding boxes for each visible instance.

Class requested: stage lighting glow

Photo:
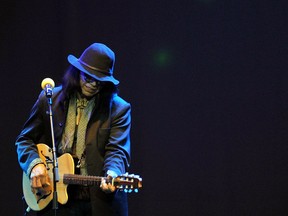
[153,50,172,68]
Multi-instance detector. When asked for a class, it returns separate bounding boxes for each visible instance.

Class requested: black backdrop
[1,0,288,215]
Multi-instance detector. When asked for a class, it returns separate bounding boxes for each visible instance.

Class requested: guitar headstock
[113,173,142,193]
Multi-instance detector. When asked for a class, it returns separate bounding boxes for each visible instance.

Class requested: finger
[30,177,36,188]
[30,177,39,189]
[100,182,107,190]
[100,179,110,192]
[42,176,51,187]
[39,175,48,186]
[36,178,42,188]
[107,184,116,192]
[100,178,105,187]
[102,182,115,193]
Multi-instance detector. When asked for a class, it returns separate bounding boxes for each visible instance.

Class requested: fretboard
[63,174,107,186]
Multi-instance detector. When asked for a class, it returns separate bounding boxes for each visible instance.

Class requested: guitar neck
[63,173,142,191]
[63,174,107,186]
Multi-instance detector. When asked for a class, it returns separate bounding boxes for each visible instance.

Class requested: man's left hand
[100,176,116,193]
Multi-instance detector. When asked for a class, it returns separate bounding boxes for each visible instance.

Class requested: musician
[15,43,131,216]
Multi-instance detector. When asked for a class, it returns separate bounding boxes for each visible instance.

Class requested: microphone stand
[46,94,59,216]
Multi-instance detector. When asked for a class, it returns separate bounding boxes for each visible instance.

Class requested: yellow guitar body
[22,144,74,211]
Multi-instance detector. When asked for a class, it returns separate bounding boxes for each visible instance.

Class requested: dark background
[1,0,288,215]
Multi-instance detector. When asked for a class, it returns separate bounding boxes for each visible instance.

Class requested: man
[16,43,131,215]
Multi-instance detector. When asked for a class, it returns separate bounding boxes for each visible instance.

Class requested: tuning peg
[124,188,133,193]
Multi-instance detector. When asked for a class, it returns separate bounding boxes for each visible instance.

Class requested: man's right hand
[30,163,50,190]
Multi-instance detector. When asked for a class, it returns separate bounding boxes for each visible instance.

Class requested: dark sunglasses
[81,73,102,86]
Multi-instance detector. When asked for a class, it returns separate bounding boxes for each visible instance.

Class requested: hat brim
[67,55,119,85]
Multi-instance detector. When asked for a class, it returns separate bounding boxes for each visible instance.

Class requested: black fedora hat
[68,43,119,85]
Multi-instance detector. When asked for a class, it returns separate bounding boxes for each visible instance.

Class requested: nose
[90,80,98,86]
[85,80,97,87]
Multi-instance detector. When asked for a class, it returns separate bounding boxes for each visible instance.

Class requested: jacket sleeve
[15,91,46,175]
[103,96,131,176]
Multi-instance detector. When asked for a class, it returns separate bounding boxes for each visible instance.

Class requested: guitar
[23,144,142,211]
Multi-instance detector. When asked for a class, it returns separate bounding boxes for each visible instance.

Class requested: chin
[83,92,94,97]
[82,90,97,98]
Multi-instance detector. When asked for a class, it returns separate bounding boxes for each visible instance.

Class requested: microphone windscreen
[41,78,55,90]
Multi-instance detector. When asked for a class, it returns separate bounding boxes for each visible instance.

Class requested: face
[79,72,102,98]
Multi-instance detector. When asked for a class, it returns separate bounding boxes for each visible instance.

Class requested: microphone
[41,78,55,98]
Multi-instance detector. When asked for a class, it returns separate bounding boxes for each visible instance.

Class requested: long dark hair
[61,66,81,97]
[61,66,119,113]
